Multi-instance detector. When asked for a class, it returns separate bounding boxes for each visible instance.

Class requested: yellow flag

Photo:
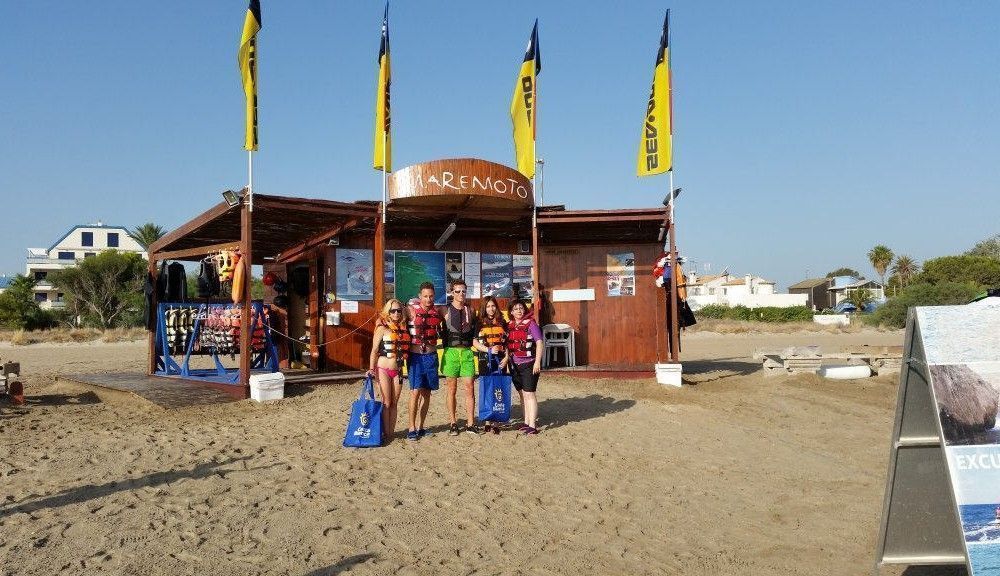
[637,10,672,176]
[238,0,261,151]
[373,4,391,171]
[510,20,540,179]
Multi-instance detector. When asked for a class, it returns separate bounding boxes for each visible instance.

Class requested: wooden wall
[539,243,666,369]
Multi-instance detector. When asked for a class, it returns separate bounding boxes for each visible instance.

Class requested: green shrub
[917,256,1000,287]
[867,281,982,328]
[693,304,814,323]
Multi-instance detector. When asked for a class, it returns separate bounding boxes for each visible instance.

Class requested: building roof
[46,223,133,253]
[829,279,884,291]
[687,274,726,286]
[788,277,831,290]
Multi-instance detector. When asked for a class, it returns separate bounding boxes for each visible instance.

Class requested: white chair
[542,323,576,368]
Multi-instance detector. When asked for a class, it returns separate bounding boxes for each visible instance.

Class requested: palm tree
[130,223,166,250]
[890,255,920,288]
[868,245,894,287]
[846,287,874,314]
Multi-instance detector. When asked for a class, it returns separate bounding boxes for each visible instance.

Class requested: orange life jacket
[378,320,412,359]
[477,319,507,349]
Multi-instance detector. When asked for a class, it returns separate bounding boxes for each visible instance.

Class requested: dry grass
[686,318,894,335]
[0,327,147,345]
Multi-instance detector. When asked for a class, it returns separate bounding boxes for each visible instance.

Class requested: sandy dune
[1,330,907,575]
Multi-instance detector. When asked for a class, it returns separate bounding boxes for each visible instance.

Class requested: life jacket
[507,317,537,359]
[442,305,475,348]
[196,259,220,298]
[378,320,412,359]
[408,303,442,351]
[477,317,507,350]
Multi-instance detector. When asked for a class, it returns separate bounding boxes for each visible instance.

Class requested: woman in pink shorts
[367,299,411,442]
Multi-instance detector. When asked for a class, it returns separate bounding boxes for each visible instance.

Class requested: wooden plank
[275,217,366,264]
[150,200,234,254]
[537,215,665,224]
[154,241,241,262]
[147,257,157,375]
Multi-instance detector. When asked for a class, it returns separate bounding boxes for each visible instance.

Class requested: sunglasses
[389,309,403,314]
[453,289,466,294]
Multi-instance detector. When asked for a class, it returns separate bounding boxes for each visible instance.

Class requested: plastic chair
[542,323,575,368]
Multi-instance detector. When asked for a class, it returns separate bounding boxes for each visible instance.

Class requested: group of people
[367,279,544,443]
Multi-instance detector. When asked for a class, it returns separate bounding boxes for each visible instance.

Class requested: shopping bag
[477,354,512,422]
[343,376,383,448]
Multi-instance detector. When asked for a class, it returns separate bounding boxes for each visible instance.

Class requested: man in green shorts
[440,278,480,435]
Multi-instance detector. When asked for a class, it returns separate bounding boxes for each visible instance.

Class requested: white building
[829,277,886,308]
[685,271,808,310]
[26,223,146,309]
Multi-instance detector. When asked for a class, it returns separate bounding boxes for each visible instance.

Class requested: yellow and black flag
[238,0,261,151]
[510,20,540,179]
[373,3,392,171]
[637,10,672,176]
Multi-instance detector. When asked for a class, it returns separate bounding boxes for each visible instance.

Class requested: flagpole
[381,131,388,223]
[248,151,254,212]
[667,169,680,363]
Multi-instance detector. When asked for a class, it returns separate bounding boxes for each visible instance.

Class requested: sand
[0,329,908,576]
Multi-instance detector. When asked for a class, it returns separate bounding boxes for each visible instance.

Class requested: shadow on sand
[302,554,378,575]
[538,394,636,431]
[681,357,761,385]
[0,455,265,517]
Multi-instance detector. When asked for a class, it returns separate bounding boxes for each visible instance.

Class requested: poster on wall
[336,249,374,301]
[384,251,396,301]
[464,252,481,298]
[607,252,635,297]
[446,252,464,282]
[394,251,447,305]
[482,254,513,298]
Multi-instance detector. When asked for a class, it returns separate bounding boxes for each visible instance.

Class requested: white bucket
[655,363,683,387]
[250,372,285,402]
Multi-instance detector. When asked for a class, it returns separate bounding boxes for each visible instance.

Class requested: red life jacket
[378,320,412,359]
[507,318,536,359]
[408,303,442,351]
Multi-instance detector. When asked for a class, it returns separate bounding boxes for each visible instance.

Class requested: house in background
[26,222,146,309]
[829,276,886,309]
[686,271,807,310]
[788,277,834,310]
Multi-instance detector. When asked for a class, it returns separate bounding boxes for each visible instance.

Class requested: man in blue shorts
[406,282,444,441]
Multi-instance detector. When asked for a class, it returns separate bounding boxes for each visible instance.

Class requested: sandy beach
[1,329,907,575]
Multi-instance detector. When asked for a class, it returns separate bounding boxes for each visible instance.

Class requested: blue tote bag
[343,376,383,448]
[477,354,512,422]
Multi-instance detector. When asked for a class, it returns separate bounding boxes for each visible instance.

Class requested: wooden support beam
[254,197,375,218]
[536,215,664,224]
[149,201,235,254]
[239,202,253,393]
[147,256,157,376]
[152,241,241,262]
[276,217,365,263]
[531,209,540,308]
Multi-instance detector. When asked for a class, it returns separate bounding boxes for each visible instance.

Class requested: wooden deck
[58,372,245,408]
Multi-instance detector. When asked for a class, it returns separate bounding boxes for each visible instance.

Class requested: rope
[267,313,380,349]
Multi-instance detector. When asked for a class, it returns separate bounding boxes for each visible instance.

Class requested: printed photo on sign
[515,281,534,300]
[946,445,1000,574]
[394,251,447,305]
[482,254,513,298]
[446,252,464,282]
[336,249,374,301]
[930,363,1000,446]
[384,251,395,283]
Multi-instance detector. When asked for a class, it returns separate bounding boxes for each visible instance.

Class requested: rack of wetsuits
[154,301,279,382]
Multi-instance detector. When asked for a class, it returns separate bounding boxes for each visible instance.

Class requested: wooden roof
[537,207,668,243]
[149,193,377,264]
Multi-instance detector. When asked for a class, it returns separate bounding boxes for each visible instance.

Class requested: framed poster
[482,254,513,298]
[394,251,447,304]
[335,249,373,301]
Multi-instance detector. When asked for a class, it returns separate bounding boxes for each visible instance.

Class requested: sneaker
[406,430,419,441]
[464,425,483,435]
[491,424,500,435]
[448,423,460,436]
[418,428,432,438]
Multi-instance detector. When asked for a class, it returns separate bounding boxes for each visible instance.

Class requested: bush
[917,256,1000,287]
[693,305,814,323]
[866,281,982,328]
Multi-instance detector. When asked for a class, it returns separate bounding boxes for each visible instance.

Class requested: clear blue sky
[2,1,998,290]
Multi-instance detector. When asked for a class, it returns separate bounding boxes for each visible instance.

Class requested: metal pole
[667,170,680,363]
[248,150,254,213]
[381,131,388,223]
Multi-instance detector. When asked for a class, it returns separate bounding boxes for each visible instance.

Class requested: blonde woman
[367,299,412,442]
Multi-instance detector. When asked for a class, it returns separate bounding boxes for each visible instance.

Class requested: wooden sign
[388,158,534,208]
